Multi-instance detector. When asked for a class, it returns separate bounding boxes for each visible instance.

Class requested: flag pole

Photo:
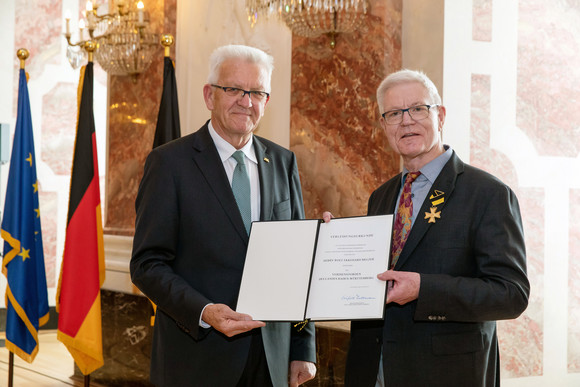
[161,33,174,57]
[6,46,31,387]
[84,40,96,66]
[147,34,177,325]
[8,352,14,387]
[83,40,97,387]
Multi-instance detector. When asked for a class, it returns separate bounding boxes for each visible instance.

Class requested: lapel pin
[263,157,270,163]
[429,190,445,206]
[424,207,441,223]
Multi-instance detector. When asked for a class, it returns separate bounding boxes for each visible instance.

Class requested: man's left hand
[378,270,421,305]
[289,360,316,387]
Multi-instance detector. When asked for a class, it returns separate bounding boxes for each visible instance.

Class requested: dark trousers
[236,330,274,387]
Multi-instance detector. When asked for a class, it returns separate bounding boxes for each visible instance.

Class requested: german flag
[56,62,105,375]
[152,55,181,149]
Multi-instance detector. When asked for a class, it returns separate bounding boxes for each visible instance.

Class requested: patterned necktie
[231,150,252,234]
[390,171,421,269]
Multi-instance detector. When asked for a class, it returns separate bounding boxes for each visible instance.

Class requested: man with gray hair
[131,44,316,387]
[325,69,529,386]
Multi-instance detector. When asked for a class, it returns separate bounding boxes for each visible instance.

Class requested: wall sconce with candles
[64,0,158,80]
[246,0,369,49]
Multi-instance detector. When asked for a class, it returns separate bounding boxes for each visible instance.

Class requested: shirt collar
[208,120,257,164]
[402,145,453,185]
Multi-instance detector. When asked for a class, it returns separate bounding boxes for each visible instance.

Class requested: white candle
[65,10,71,36]
[137,1,144,24]
[86,1,94,29]
[79,18,85,39]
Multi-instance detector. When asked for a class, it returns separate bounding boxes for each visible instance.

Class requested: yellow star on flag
[35,208,41,218]
[26,152,33,167]
[424,207,441,223]
[19,247,31,261]
[33,180,38,193]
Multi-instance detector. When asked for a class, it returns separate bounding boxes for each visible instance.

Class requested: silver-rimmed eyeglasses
[211,84,270,102]
[381,104,439,125]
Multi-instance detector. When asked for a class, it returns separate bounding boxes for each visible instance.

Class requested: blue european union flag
[1,68,49,363]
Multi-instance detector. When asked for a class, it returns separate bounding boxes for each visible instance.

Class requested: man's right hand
[322,211,334,223]
[202,304,265,337]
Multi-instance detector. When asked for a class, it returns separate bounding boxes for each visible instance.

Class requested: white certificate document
[236,219,320,321]
[236,215,392,321]
[305,216,391,320]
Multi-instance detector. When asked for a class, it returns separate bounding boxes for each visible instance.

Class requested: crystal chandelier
[64,1,158,78]
[246,0,369,48]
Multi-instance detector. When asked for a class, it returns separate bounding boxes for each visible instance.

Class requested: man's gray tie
[231,150,251,234]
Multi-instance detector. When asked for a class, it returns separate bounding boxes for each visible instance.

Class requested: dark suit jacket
[130,122,316,387]
[345,151,529,387]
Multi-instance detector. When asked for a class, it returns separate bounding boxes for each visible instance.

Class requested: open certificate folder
[236,215,393,321]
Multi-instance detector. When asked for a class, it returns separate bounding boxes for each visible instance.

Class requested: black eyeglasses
[381,104,439,125]
[210,84,270,102]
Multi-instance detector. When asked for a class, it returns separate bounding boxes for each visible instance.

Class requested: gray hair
[376,69,442,114]
[207,44,274,92]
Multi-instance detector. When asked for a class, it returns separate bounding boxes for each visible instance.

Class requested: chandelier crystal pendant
[94,8,158,76]
[246,0,369,48]
[64,1,158,79]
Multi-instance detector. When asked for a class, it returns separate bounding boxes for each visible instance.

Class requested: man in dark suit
[325,69,530,386]
[131,44,316,387]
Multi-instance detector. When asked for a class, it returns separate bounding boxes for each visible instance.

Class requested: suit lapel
[253,137,274,221]
[394,152,464,270]
[190,124,249,242]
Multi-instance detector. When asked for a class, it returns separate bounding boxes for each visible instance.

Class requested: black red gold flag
[56,62,105,375]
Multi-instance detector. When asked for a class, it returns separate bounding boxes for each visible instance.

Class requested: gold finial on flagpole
[160,34,174,57]
[83,41,97,63]
[17,48,29,69]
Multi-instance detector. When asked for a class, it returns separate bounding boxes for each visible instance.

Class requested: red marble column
[105,0,177,235]
[290,0,402,219]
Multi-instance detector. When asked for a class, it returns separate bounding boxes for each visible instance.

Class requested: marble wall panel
[470,72,544,378]
[39,191,58,288]
[105,0,177,234]
[39,82,78,289]
[12,0,61,119]
[472,0,492,42]
[498,187,545,377]
[42,82,76,175]
[516,0,579,376]
[290,0,402,219]
[516,0,580,158]
[14,0,61,81]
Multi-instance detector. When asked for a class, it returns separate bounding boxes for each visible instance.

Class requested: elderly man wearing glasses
[131,44,316,387]
[325,69,530,387]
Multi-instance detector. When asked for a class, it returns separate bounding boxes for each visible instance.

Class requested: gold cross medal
[425,207,441,223]
[425,190,444,223]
